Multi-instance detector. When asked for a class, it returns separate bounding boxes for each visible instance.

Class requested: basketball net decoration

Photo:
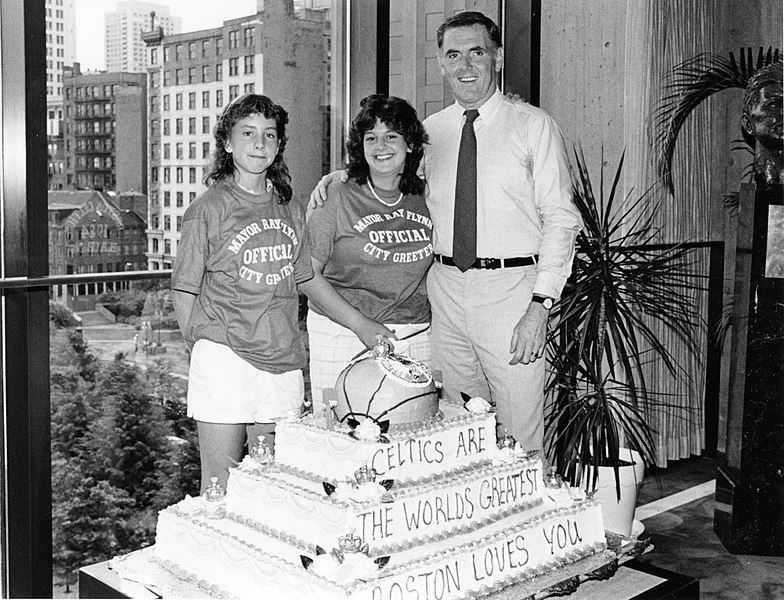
[338,336,436,440]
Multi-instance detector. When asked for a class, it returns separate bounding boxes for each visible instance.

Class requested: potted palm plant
[544,147,701,536]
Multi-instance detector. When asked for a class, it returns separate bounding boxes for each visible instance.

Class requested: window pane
[47,2,338,588]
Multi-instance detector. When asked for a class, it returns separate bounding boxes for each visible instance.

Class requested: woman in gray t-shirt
[305,95,433,413]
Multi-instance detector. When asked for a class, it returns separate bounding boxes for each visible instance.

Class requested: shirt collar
[449,87,502,123]
[225,177,275,204]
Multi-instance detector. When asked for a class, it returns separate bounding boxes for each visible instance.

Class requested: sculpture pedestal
[714,182,784,556]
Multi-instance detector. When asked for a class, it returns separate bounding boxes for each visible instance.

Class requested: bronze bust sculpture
[741,61,783,185]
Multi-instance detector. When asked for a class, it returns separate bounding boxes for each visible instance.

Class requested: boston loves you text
[370,517,586,600]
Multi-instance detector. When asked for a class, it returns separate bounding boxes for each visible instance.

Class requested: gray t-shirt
[306,179,432,324]
[172,178,313,373]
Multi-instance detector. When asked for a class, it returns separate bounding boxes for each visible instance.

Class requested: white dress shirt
[422,88,582,299]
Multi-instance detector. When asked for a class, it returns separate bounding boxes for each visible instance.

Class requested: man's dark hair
[436,11,502,50]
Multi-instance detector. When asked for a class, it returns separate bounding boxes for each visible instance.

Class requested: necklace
[237,182,260,195]
[367,179,403,207]
[236,177,273,195]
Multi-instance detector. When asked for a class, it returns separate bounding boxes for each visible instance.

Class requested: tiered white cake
[153,402,607,599]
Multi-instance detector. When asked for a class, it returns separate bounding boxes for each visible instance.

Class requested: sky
[74,0,257,71]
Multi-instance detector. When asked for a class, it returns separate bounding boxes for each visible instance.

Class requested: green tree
[85,356,172,509]
[49,301,79,328]
[51,372,94,459]
[98,288,147,320]
[51,455,134,592]
[50,333,203,582]
[147,360,201,509]
[50,325,102,458]
[153,423,201,511]
[49,322,99,382]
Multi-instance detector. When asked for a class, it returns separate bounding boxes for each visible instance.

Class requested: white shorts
[187,339,304,424]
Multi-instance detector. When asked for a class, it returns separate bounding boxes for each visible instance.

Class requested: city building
[48,189,147,309]
[105,1,181,74]
[46,0,76,190]
[45,0,76,135]
[294,0,332,10]
[48,135,67,191]
[142,0,329,270]
[62,65,148,193]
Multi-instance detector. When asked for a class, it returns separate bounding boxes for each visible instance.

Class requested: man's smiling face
[437,24,503,109]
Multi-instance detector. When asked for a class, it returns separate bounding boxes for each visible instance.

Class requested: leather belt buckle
[476,258,501,269]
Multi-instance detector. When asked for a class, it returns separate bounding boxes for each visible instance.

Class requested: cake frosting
[153,400,607,599]
[155,496,604,600]
[275,403,497,483]
[225,453,545,557]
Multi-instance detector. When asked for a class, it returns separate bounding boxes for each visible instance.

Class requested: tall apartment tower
[46,0,77,190]
[46,0,77,134]
[105,1,181,73]
[62,65,148,193]
[142,0,328,270]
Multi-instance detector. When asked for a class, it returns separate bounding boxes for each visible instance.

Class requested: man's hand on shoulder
[509,300,549,365]
[308,169,349,209]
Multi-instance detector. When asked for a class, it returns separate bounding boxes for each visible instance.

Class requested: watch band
[531,294,554,310]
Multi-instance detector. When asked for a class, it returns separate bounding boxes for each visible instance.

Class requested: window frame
[1,2,53,596]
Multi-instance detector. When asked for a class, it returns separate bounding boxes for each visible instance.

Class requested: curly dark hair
[436,11,502,50]
[345,94,428,196]
[204,94,292,204]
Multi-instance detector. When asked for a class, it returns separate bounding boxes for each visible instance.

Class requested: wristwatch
[531,294,554,310]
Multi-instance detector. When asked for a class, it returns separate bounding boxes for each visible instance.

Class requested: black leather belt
[434,254,538,269]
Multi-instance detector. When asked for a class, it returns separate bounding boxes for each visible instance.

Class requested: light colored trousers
[427,262,544,452]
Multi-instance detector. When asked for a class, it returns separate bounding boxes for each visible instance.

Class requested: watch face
[533,295,553,309]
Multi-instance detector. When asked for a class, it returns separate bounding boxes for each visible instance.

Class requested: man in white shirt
[423,11,581,452]
[311,11,581,452]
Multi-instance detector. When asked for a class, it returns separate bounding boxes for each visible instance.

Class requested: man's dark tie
[453,109,480,272]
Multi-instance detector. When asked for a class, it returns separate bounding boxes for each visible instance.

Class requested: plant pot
[584,448,645,537]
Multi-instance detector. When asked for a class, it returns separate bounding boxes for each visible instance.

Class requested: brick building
[62,66,147,193]
[48,189,147,309]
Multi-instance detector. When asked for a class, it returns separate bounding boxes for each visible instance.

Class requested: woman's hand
[354,318,397,350]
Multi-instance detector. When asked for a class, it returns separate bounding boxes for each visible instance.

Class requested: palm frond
[652,46,781,194]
